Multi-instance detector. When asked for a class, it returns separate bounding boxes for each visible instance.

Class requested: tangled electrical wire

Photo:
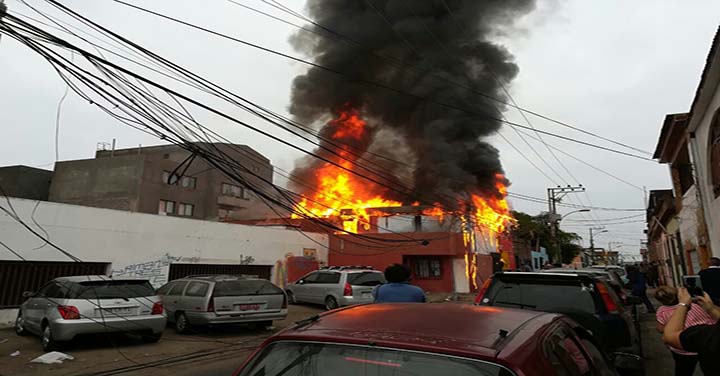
[0,1,462,248]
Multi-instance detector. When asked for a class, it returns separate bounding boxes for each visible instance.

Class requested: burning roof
[288,0,531,236]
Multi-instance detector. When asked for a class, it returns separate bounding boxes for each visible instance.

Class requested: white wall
[0,198,328,287]
[452,258,469,294]
[689,68,720,257]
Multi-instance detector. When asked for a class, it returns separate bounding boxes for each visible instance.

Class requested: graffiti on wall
[239,254,255,265]
[112,253,180,286]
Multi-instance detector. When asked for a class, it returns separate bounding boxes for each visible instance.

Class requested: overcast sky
[2,0,719,255]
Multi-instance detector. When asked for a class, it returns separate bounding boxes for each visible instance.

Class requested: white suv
[286,267,385,310]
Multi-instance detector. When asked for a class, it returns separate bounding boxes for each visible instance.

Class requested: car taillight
[151,302,163,315]
[282,293,288,309]
[57,305,80,320]
[474,279,493,305]
[207,296,215,312]
[596,282,619,313]
[343,283,352,297]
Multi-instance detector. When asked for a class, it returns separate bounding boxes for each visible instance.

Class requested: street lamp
[552,209,591,263]
[561,209,591,220]
[588,228,608,266]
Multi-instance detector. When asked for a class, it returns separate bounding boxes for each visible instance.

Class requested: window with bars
[412,257,442,279]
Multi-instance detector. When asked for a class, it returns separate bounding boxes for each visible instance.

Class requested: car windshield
[486,279,596,314]
[346,272,385,286]
[238,342,512,376]
[73,280,155,299]
[213,280,283,297]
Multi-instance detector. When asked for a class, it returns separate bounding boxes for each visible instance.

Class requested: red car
[234,303,625,376]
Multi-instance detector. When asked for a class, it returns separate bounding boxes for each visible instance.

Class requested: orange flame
[294,108,402,232]
[293,109,514,237]
[470,174,513,234]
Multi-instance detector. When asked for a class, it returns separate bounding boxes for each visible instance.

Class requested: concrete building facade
[0,165,53,201]
[653,114,712,273]
[646,190,682,286]
[325,207,508,294]
[0,197,328,326]
[49,143,282,221]
[685,27,720,257]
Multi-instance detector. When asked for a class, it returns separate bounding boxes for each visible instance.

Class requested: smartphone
[683,275,704,297]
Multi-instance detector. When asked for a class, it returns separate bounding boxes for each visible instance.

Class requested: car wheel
[325,296,339,311]
[175,312,190,334]
[142,332,162,343]
[286,291,297,304]
[41,324,57,352]
[15,312,28,336]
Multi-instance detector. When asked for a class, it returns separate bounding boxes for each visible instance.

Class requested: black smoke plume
[289,0,536,207]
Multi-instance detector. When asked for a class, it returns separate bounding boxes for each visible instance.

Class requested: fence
[0,261,109,308]
[168,263,272,281]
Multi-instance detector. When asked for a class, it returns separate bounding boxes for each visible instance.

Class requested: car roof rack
[320,265,374,271]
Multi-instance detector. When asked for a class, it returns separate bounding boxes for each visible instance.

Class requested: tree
[510,210,583,264]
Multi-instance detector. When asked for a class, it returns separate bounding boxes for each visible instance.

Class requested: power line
[511,126,645,192]
[103,0,654,162]
[230,0,652,156]
[0,10,454,246]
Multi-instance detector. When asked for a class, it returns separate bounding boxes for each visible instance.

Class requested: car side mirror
[613,352,643,373]
[22,291,35,298]
[624,296,642,305]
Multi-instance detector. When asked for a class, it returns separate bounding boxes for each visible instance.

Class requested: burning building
[282,0,534,292]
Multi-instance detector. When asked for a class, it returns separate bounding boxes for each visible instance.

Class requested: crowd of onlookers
[652,257,720,376]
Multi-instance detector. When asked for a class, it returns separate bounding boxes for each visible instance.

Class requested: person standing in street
[655,286,717,376]
[373,264,426,303]
[699,257,720,305]
[628,265,655,313]
[663,288,720,375]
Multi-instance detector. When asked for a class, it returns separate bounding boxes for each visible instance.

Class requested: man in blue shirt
[373,264,426,303]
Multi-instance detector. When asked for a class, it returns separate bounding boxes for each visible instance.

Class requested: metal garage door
[0,261,110,308]
[168,263,272,281]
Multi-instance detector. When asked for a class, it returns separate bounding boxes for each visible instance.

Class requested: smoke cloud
[289,0,536,206]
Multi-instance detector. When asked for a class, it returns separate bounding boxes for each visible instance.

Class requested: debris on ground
[30,351,74,364]
[9,350,20,357]
[0,338,9,344]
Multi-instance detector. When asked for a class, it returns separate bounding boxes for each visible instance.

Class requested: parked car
[544,268,631,304]
[15,276,165,351]
[156,275,287,334]
[474,272,643,375]
[234,303,636,376]
[590,265,629,284]
[286,266,385,310]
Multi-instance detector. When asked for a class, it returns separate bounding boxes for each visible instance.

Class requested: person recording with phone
[663,288,720,375]
[655,286,716,376]
[699,257,720,305]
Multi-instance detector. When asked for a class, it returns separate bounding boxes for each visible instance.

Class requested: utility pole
[547,186,586,263]
[589,227,607,265]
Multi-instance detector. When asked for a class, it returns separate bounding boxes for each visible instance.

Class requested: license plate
[361,292,372,298]
[234,304,261,311]
[98,307,135,316]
